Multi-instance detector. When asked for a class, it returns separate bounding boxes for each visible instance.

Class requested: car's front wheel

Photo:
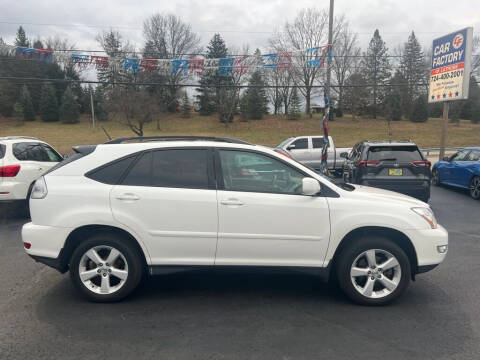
[70,233,143,302]
[432,168,440,186]
[336,237,411,305]
[470,176,480,200]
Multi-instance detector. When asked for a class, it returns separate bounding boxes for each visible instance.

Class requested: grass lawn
[1,113,479,154]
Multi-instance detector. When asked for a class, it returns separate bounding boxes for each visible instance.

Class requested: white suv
[0,136,63,202]
[22,136,448,305]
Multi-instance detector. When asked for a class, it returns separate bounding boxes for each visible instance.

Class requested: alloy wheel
[470,177,480,199]
[78,245,129,295]
[350,249,401,299]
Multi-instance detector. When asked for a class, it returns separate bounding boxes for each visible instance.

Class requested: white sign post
[428,27,473,160]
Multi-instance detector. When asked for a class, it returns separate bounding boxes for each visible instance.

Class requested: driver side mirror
[286,144,296,151]
[340,152,348,159]
[302,178,321,196]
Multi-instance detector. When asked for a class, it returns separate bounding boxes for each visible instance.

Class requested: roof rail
[104,136,251,145]
[0,136,39,140]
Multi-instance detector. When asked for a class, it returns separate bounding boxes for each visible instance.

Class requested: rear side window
[0,144,5,159]
[86,155,137,185]
[13,142,62,162]
[367,146,423,162]
[312,138,325,149]
[121,149,209,189]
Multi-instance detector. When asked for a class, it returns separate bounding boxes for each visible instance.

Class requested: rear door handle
[220,199,244,206]
[116,193,140,201]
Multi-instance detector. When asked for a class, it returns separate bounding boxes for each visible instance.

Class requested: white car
[22,136,448,305]
[0,136,63,202]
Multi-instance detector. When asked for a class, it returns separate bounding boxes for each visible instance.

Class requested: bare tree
[472,35,480,79]
[108,87,160,136]
[332,22,360,115]
[143,13,201,112]
[271,8,343,115]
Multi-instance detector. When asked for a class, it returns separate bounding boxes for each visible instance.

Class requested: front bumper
[22,222,71,260]
[404,224,449,273]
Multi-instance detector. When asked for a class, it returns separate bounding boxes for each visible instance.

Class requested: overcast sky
[0,0,478,54]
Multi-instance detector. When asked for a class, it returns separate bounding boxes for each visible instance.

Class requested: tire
[69,232,143,302]
[470,176,480,200]
[432,169,440,186]
[336,236,411,306]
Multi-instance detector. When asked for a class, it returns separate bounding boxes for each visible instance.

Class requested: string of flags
[0,43,332,76]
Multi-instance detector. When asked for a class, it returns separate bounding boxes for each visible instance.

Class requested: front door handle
[116,193,140,201]
[220,199,244,206]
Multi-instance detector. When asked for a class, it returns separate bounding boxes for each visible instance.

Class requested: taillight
[0,165,21,177]
[411,160,431,168]
[274,149,292,159]
[358,161,380,167]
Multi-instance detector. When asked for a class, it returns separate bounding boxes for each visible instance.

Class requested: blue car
[432,147,480,199]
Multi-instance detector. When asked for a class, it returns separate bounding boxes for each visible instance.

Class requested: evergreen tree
[59,87,80,124]
[33,39,44,49]
[196,33,229,115]
[471,103,480,124]
[14,102,24,124]
[288,88,301,120]
[93,87,108,121]
[362,30,391,118]
[244,71,269,119]
[400,31,426,120]
[181,92,191,118]
[411,96,428,123]
[14,26,30,47]
[40,84,59,122]
[20,85,35,121]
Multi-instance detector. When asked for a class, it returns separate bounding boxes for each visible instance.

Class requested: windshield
[367,146,423,162]
[276,137,294,148]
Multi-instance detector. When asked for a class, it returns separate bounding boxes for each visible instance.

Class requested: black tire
[470,176,480,200]
[336,236,411,306]
[69,232,143,302]
[432,169,440,186]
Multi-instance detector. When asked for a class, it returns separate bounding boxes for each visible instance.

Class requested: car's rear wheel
[336,237,411,305]
[470,176,480,200]
[432,169,440,186]
[70,233,143,302]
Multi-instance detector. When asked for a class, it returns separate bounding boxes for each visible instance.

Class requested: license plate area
[388,169,403,176]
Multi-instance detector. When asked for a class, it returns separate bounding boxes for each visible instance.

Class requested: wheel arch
[60,224,149,273]
[329,226,419,280]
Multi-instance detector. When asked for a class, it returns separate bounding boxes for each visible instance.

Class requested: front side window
[13,142,61,162]
[450,150,470,162]
[121,149,209,189]
[465,150,480,162]
[290,138,308,150]
[219,150,305,194]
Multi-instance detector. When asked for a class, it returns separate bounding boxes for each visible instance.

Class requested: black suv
[342,140,431,202]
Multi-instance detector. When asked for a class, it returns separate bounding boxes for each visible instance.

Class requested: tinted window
[219,150,304,194]
[13,142,62,162]
[0,144,5,159]
[367,146,422,162]
[291,138,308,150]
[87,155,136,184]
[312,138,326,149]
[466,150,480,161]
[277,138,293,148]
[122,152,152,186]
[151,149,209,189]
[451,150,470,162]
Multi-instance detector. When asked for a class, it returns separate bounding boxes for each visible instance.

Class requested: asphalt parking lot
[0,185,479,360]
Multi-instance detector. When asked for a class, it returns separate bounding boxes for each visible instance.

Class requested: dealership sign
[428,27,473,103]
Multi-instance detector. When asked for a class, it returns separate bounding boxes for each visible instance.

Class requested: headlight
[31,176,48,199]
[411,207,437,229]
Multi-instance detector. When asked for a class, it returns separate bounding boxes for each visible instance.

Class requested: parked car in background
[343,140,431,203]
[0,136,63,202]
[432,147,480,200]
[275,136,351,175]
[23,136,448,305]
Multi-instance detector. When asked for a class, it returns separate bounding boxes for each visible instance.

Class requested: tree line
[0,9,479,136]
